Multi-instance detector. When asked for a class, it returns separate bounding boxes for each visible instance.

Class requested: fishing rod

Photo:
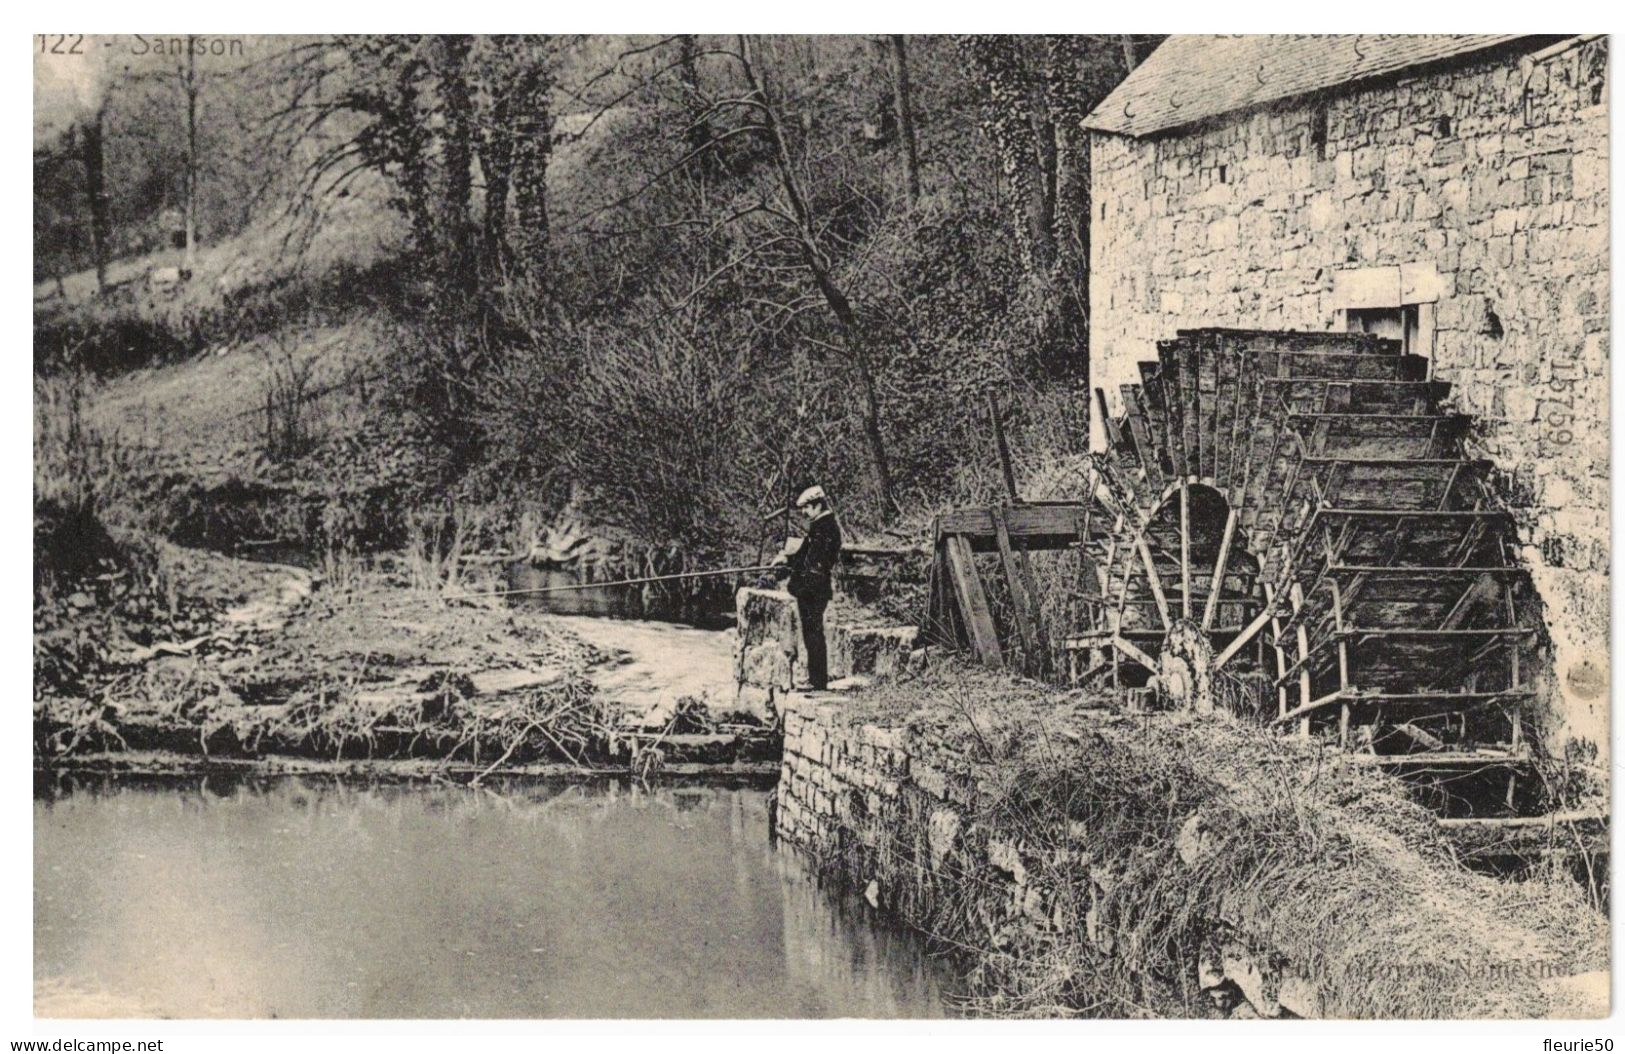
[445,563,781,601]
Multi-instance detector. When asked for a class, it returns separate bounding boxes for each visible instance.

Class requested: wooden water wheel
[1075,329,1535,775]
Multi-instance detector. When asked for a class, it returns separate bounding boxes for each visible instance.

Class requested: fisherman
[773,485,842,690]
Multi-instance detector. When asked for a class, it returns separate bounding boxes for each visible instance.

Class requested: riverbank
[774,663,1611,1019]
[34,539,773,775]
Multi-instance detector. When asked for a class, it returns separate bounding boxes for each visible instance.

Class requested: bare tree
[676,34,716,173]
[79,105,110,294]
[734,36,898,516]
[260,37,438,262]
[888,35,920,205]
[180,37,199,276]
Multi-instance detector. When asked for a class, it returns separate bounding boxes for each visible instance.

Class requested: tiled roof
[1084,34,1531,137]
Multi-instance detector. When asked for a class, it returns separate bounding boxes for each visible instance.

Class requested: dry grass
[403,506,487,595]
[85,316,388,481]
[814,662,1609,1019]
[35,557,620,770]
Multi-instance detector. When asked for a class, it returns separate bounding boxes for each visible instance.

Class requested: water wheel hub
[1158,618,1215,713]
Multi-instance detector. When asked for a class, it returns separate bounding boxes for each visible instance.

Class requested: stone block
[1277,973,1322,1018]
[1198,954,1225,990]
[987,837,1028,885]
[1221,941,1282,1017]
[1084,903,1113,954]
[1021,887,1047,926]
[733,682,776,721]
[1574,152,1607,199]
[927,807,962,865]
[734,587,800,687]
[913,763,950,800]
[1176,813,1215,866]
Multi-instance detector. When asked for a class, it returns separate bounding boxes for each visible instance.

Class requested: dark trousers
[795,591,830,689]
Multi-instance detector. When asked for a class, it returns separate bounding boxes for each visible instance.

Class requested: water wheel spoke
[1213,604,1275,670]
[1112,635,1159,673]
[1201,507,1238,631]
[1179,480,1192,619]
[1136,534,1172,628]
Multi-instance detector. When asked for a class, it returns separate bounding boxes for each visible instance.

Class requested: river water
[34,774,955,1019]
[504,565,737,629]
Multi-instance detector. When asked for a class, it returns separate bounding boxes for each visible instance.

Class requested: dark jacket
[786,511,842,600]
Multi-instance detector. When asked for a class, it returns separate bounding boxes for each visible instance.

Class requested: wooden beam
[922,543,967,650]
[1439,811,1609,863]
[991,505,1039,675]
[1179,480,1192,619]
[1112,635,1159,673]
[1137,535,1172,628]
[987,393,1021,502]
[1274,688,1348,726]
[1097,511,1124,597]
[919,545,947,646]
[1273,689,1535,725]
[1212,602,1277,670]
[1095,388,1123,449]
[1438,571,1498,630]
[945,535,1003,668]
[1201,507,1237,631]
[1332,577,1351,748]
[937,504,1091,550]
[1264,582,1288,720]
[1293,582,1312,738]
[1122,386,1164,490]
[1437,460,1463,510]
[1506,580,1523,752]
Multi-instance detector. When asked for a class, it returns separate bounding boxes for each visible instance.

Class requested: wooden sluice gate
[919,500,1100,679]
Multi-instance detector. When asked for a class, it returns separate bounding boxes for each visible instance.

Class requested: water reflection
[504,565,735,629]
[35,774,953,1019]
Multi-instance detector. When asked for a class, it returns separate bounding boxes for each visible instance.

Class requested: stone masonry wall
[775,692,1608,1018]
[775,696,1326,1018]
[1089,38,1609,760]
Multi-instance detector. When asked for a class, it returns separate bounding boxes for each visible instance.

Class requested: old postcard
[27,32,1610,1033]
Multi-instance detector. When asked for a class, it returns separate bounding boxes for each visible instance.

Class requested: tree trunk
[960,36,1046,277]
[888,35,920,205]
[510,63,553,286]
[740,36,898,518]
[80,107,109,295]
[478,92,514,276]
[1030,105,1058,271]
[183,37,198,277]
[677,34,715,172]
[438,35,476,291]
[387,49,438,264]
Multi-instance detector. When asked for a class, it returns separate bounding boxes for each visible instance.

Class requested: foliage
[37,34,1147,568]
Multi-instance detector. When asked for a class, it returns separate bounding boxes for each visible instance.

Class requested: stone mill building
[1081,35,1609,762]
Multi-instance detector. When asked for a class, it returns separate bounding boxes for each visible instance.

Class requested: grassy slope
[87,317,389,481]
[39,172,406,470]
[839,663,1609,1019]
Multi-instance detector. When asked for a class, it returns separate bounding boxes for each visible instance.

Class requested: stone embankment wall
[774,696,1324,1018]
[773,687,1608,1019]
[1089,37,1610,761]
